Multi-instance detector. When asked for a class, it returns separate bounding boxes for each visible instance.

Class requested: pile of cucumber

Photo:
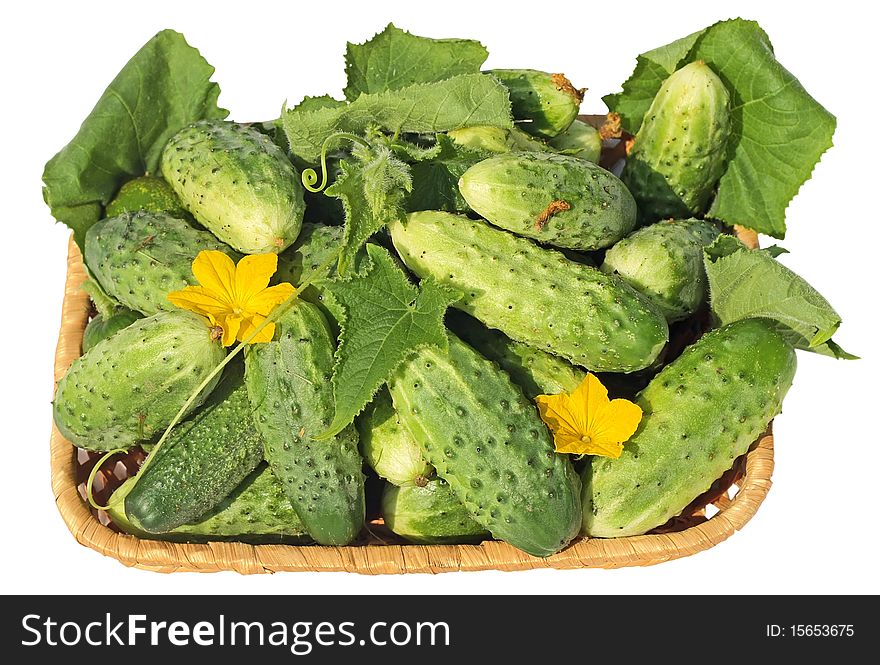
[46,23,845,558]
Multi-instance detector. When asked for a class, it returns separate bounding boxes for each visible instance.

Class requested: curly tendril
[301,132,372,193]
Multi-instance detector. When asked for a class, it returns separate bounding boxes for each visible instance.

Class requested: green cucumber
[447,126,551,154]
[458,152,636,250]
[161,120,306,253]
[123,361,264,533]
[488,69,582,138]
[382,479,489,545]
[622,60,732,222]
[274,222,343,311]
[82,308,143,352]
[582,319,796,537]
[109,464,308,544]
[447,310,585,398]
[53,310,225,451]
[389,333,582,557]
[357,388,433,487]
[245,300,365,545]
[548,119,602,163]
[84,211,237,316]
[106,175,189,218]
[601,219,721,322]
[389,211,668,372]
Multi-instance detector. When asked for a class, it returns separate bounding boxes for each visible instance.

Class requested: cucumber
[389,211,668,373]
[548,119,602,163]
[447,310,585,398]
[106,175,189,218]
[109,464,309,544]
[488,69,582,138]
[389,333,582,557]
[84,211,238,316]
[382,479,489,545]
[458,152,636,251]
[357,388,433,487]
[274,222,343,319]
[245,300,365,545]
[583,319,796,537]
[161,120,306,253]
[53,310,226,451]
[123,361,264,533]
[447,126,552,154]
[82,308,143,352]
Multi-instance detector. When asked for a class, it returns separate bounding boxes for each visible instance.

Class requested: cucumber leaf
[324,141,412,275]
[605,19,836,238]
[704,236,854,359]
[318,244,459,438]
[42,30,227,248]
[281,74,512,162]
[344,23,488,100]
[404,134,484,212]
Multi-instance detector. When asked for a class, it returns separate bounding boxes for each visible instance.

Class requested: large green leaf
[605,19,836,238]
[42,30,227,248]
[344,23,488,100]
[319,245,459,438]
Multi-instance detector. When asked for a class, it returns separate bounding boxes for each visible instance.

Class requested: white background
[2,0,878,595]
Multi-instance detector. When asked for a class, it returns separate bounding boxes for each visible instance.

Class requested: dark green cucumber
[488,69,582,138]
[84,211,237,316]
[447,310,585,398]
[106,175,189,218]
[109,464,308,544]
[82,308,143,352]
[274,222,343,320]
[389,333,582,557]
[583,319,796,537]
[389,211,668,372]
[382,479,489,545]
[123,361,264,533]
[245,300,365,545]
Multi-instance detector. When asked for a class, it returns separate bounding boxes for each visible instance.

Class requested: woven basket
[49,119,774,574]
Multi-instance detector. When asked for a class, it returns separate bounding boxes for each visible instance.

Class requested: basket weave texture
[50,227,772,575]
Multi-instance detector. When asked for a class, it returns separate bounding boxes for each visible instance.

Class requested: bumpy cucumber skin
[622,61,732,222]
[106,175,189,218]
[582,319,796,538]
[447,310,585,399]
[382,479,489,545]
[124,363,264,533]
[601,219,721,322]
[459,152,636,250]
[85,212,237,316]
[82,309,143,352]
[488,69,581,138]
[110,465,308,543]
[161,120,306,253]
[245,300,365,546]
[53,311,225,451]
[549,119,602,163]
[389,212,668,373]
[389,334,582,557]
[274,222,342,309]
[357,388,433,487]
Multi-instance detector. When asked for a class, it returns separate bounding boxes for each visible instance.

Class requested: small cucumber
[582,319,796,537]
[601,219,721,322]
[274,222,343,315]
[458,152,636,250]
[389,333,582,557]
[382,479,489,545]
[245,300,365,545]
[82,308,143,352]
[123,361,264,533]
[357,388,433,487]
[389,211,668,373]
[161,120,306,253]
[548,119,602,163]
[106,175,189,218]
[622,60,732,222]
[488,69,583,138]
[447,126,551,154]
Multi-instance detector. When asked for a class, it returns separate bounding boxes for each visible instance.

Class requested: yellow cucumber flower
[168,250,295,346]
[535,373,642,458]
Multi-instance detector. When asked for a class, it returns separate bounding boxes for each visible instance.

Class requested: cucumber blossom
[582,319,796,538]
[245,300,365,546]
[458,152,636,250]
[488,69,583,138]
[123,361,264,533]
[549,119,602,163]
[84,211,237,316]
[382,479,489,545]
[622,60,732,222]
[106,175,188,218]
[601,219,721,322]
[161,120,306,253]
[389,333,582,557]
[389,212,668,373]
[53,310,226,451]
